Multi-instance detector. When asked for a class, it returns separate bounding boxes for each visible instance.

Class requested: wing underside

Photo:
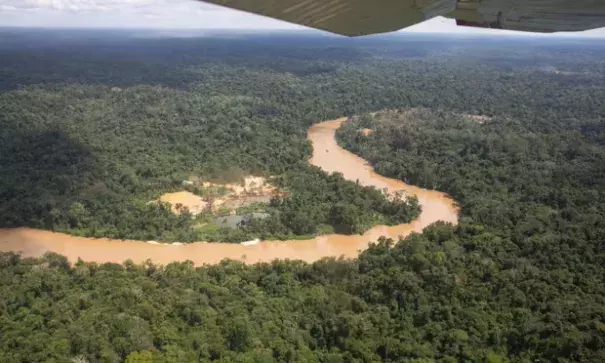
[199,0,605,36]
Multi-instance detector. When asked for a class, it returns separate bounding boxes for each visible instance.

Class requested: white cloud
[0,0,305,29]
[0,0,224,13]
[1,0,179,13]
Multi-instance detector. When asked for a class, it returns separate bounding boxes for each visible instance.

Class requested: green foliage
[336,107,605,362]
[243,168,419,239]
[2,31,605,362]
[124,351,153,363]
[0,79,417,243]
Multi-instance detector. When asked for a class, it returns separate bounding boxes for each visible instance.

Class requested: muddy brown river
[0,118,458,265]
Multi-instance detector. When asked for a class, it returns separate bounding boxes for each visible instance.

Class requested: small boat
[241,238,261,246]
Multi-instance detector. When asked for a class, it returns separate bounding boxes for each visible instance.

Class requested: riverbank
[0,117,458,265]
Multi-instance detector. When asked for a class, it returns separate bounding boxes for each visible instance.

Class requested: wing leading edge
[199,0,605,36]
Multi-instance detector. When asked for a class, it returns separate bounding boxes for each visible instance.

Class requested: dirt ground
[157,176,278,215]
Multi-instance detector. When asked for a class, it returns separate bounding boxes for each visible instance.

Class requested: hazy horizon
[2,26,605,42]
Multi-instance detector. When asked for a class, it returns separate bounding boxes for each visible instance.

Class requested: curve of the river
[0,117,459,265]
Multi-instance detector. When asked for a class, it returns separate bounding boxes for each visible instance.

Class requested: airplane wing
[199,0,605,37]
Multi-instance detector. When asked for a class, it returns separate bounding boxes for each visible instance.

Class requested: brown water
[0,118,458,265]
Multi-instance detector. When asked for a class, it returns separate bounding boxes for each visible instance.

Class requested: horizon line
[0,26,604,40]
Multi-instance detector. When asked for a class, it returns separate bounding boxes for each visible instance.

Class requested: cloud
[0,0,301,29]
[0,0,205,13]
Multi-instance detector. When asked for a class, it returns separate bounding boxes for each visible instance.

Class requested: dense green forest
[335,108,605,361]
[1,29,605,362]
[0,33,430,242]
[3,32,604,242]
[0,82,420,242]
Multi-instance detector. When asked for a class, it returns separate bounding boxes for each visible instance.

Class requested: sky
[1,0,604,37]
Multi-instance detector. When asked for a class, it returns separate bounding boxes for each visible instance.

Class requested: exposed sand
[157,176,278,215]
[158,191,207,215]
[202,176,277,197]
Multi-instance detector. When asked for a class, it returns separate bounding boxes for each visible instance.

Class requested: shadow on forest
[0,128,98,228]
